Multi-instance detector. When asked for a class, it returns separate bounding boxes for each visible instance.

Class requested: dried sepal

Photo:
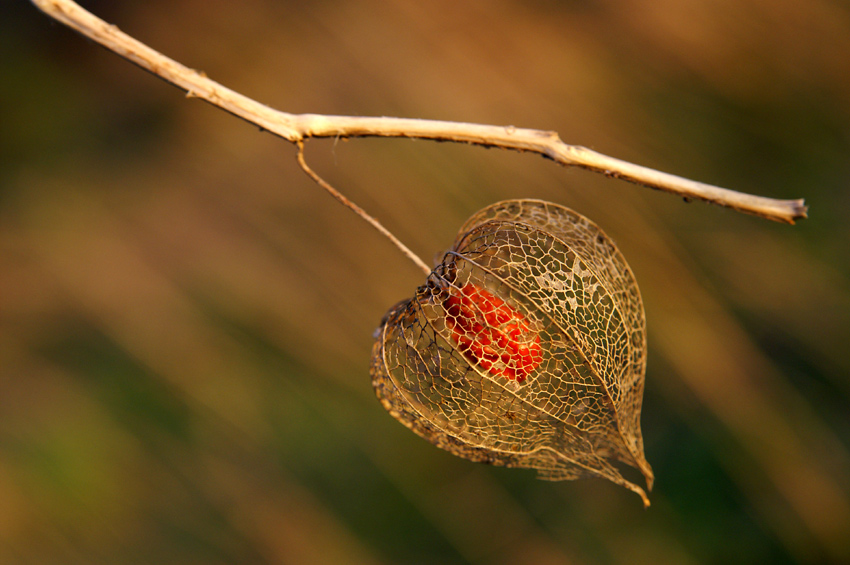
[371,199,653,506]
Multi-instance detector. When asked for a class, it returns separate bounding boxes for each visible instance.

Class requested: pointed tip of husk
[630,483,651,508]
[639,458,654,493]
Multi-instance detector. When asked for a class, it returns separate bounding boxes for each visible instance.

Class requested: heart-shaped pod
[371,199,653,505]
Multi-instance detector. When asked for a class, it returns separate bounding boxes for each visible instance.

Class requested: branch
[31,0,807,224]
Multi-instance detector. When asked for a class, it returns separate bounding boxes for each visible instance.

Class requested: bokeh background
[3,0,850,563]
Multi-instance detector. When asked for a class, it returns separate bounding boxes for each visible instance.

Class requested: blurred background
[3,0,850,563]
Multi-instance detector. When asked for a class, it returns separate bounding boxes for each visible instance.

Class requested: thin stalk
[296,143,432,276]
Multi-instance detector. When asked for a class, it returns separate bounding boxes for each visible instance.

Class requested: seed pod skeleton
[371,199,654,505]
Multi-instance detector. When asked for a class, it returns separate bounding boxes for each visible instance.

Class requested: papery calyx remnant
[371,199,653,506]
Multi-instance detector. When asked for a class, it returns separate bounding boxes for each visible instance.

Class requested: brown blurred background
[3,0,850,563]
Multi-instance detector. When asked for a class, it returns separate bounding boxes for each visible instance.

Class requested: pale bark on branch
[31,0,807,225]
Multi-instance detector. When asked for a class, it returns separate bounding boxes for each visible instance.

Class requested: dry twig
[31,0,807,229]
